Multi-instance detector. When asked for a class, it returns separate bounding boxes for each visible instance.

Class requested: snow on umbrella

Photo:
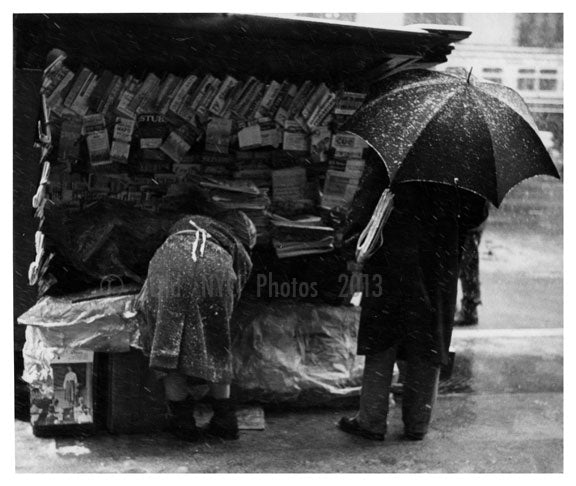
[342,68,560,207]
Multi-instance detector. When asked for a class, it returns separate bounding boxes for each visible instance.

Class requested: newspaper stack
[199,178,271,245]
[270,216,335,258]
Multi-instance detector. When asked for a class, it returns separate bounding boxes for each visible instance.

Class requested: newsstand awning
[14,13,471,86]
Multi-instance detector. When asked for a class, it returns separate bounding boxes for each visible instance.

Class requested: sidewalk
[14,330,563,473]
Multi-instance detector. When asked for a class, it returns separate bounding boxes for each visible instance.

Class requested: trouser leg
[357,347,397,434]
[459,230,482,311]
[402,358,440,438]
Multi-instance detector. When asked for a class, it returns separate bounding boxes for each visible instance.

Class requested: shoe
[166,398,202,442]
[203,398,239,440]
[404,429,426,441]
[337,417,385,441]
[454,307,478,326]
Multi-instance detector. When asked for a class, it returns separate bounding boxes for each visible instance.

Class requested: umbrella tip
[467,68,473,84]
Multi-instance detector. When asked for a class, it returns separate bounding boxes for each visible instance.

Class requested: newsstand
[13,13,470,435]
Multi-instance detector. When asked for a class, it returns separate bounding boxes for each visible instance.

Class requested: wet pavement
[15,395,562,473]
[14,177,563,473]
[14,328,563,473]
[465,177,563,330]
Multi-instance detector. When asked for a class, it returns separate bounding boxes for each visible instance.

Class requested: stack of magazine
[200,178,271,244]
[43,52,367,162]
[41,50,371,251]
[270,215,335,259]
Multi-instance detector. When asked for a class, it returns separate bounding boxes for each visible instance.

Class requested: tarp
[20,294,364,405]
[17,291,140,350]
[233,298,364,404]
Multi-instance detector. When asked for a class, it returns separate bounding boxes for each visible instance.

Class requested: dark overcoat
[347,156,487,365]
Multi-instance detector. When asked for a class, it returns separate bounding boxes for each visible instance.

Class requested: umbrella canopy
[342,69,560,207]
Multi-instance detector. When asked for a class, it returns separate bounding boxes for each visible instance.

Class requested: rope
[170,220,211,262]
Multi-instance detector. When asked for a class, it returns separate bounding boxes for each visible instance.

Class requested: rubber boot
[204,398,239,440]
[166,397,202,442]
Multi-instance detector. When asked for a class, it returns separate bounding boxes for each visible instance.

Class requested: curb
[442,328,563,394]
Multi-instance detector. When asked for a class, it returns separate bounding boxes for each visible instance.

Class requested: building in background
[296,13,563,155]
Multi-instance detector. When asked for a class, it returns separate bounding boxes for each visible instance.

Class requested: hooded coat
[135,215,253,383]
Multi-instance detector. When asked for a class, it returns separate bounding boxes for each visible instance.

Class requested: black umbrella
[342,69,560,207]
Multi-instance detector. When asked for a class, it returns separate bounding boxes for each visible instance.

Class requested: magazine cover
[29,349,94,428]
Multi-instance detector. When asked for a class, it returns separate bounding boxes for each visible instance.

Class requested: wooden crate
[106,350,167,434]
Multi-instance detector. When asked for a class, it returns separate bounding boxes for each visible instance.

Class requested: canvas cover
[20,294,364,405]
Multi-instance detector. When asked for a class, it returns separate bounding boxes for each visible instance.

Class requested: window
[517,78,535,91]
[404,13,463,26]
[517,69,536,90]
[516,68,559,92]
[539,79,557,91]
[539,69,559,91]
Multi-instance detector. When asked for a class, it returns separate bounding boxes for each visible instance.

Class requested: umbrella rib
[390,88,462,181]
[395,178,490,201]
[466,92,501,202]
[471,91,559,202]
[474,81,539,131]
[361,77,458,112]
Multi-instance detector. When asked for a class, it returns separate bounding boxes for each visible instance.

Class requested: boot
[204,398,239,440]
[454,306,478,326]
[166,397,202,442]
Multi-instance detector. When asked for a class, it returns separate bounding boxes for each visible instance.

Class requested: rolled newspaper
[350,188,395,306]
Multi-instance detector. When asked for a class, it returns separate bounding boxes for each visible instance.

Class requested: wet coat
[346,157,487,365]
[135,216,253,383]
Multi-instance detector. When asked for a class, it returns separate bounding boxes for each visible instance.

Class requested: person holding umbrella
[337,69,560,441]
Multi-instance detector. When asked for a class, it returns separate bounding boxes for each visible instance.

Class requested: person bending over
[135,210,256,441]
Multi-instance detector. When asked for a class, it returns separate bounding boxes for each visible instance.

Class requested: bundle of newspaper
[199,178,271,245]
[270,215,335,259]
